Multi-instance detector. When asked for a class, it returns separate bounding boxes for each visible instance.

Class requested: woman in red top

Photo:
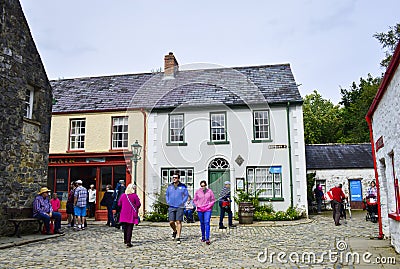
[330,184,346,226]
[50,193,61,212]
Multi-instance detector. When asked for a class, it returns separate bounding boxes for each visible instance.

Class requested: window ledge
[207,141,230,145]
[259,197,284,202]
[66,150,85,153]
[388,212,400,221]
[166,142,188,146]
[252,139,273,143]
[23,117,41,126]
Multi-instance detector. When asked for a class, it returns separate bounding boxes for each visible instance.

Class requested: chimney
[164,52,179,78]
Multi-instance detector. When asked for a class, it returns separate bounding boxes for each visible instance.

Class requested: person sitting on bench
[33,187,64,235]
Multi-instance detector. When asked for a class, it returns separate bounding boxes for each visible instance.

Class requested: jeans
[107,205,115,226]
[331,200,341,225]
[184,209,194,222]
[35,212,62,233]
[219,201,233,227]
[197,211,212,240]
[88,202,95,218]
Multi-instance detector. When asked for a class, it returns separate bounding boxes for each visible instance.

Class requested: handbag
[41,220,54,234]
[221,201,230,208]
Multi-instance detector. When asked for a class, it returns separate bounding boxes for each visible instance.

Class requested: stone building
[366,40,400,253]
[0,0,53,234]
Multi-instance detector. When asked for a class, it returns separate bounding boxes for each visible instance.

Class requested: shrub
[143,186,168,222]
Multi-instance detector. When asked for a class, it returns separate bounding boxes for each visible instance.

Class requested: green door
[209,170,230,216]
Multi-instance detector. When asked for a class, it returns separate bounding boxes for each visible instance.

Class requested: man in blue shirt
[166,174,188,244]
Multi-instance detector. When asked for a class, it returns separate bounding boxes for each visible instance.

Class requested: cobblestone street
[1,211,399,268]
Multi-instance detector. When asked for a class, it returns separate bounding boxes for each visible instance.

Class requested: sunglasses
[172,177,178,179]
[200,185,206,187]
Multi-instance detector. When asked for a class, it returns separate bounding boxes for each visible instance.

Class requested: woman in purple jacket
[193,180,215,245]
[118,183,141,247]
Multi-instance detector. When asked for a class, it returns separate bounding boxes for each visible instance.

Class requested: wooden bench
[5,207,43,238]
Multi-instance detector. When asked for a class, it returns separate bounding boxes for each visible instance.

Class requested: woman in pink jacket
[118,183,141,247]
[193,180,215,245]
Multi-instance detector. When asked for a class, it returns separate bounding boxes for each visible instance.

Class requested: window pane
[112,117,128,149]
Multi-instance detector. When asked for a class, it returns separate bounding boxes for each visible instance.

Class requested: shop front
[48,152,132,220]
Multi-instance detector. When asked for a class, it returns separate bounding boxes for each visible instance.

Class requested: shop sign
[375,136,384,152]
[50,158,75,164]
[268,145,287,149]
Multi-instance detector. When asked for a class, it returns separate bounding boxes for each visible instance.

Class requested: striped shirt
[33,195,53,217]
[219,186,231,201]
[74,186,88,207]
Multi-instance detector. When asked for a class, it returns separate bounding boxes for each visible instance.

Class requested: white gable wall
[371,64,400,253]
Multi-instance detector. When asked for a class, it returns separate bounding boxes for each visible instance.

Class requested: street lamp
[131,140,142,188]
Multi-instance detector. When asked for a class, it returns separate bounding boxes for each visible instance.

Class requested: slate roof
[51,64,302,113]
[305,144,374,170]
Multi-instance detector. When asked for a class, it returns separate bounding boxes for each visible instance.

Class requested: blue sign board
[269,166,282,174]
[349,180,362,202]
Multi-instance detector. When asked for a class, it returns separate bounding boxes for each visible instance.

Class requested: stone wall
[371,57,400,253]
[0,0,52,234]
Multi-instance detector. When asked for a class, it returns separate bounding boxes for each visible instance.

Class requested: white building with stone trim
[366,41,400,253]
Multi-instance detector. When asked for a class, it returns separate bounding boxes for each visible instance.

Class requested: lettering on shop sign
[375,136,384,152]
[49,159,75,164]
[268,145,287,149]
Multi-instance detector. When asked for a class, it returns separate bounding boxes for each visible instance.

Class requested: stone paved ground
[0,211,399,268]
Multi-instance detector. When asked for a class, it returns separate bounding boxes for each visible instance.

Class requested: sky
[19,0,399,104]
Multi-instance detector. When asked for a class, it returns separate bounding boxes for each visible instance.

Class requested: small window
[253,110,270,140]
[69,119,86,150]
[161,167,194,196]
[169,114,184,143]
[24,86,34,119]
[210,112,227,142]
[112,117,128,149]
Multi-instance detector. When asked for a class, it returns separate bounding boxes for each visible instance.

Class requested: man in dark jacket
[218,181,236,229]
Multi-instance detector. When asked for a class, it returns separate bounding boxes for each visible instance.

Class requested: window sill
[23,117,41,126]
[66,150,85,153]
[252,139,273,143]
[207,141,230,145]
[166,142,188,146]
[259,197,284,202]
[388,212,400,221]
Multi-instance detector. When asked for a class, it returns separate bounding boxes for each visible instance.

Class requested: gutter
[366,115,384,239]
[286,102,294,208]
[140,108,147,214]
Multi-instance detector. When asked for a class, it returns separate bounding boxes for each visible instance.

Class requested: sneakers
[176,238,181,244]
[219,226,227,229]
[206,240,211,245]
[201,239,206,242]
[172,231,177,240]
[126,243,133,248]
[229,224,237,228]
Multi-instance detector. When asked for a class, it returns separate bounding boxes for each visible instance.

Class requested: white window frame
[24,86,34,119]
[112,116,128,149]
[169,114,184,143]
[247,166,282,199]
[161,167,194,196]
[253,110,270,140]
[210,112,227,142]
[69,119,86,150]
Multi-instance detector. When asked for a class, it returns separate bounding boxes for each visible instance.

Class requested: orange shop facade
[48,152,132,220]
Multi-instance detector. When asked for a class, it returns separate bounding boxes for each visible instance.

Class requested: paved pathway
[0,211,399,268]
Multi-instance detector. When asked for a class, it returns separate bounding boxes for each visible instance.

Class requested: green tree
[373,23,400,68]
[339,74,380,143]
[302,90,343,144]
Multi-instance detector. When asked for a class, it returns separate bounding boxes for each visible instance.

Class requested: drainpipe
[286,102,294,208]
[140,108,147,214]
[366,115,384,239]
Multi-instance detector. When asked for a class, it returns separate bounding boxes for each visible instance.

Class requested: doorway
[208,157,230,216]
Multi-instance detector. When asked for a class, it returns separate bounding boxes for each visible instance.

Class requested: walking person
[218,181,236,229]
[74,180,88,230]
[88,184,96,218]
[314,184,324,213]
[166,173,189,244]
[100,185,115,227]
[113,180,126,229]
[66,182,76,228]
[330,183,346,226]
[118,184,141,248]
[193,180,215,245]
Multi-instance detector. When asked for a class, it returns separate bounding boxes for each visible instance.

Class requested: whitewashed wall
[146,104,307,213]
[371,63,400,253]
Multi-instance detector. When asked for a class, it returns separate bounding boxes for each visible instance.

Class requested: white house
[366,41,400,253]
[142,53,307,215]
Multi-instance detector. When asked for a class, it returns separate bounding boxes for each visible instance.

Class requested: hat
[224,181,231,185]
[76,180,83,184]
[38,187,50,194]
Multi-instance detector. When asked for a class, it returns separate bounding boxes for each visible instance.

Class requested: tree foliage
[373,23,400,68]
[302,90,342,144]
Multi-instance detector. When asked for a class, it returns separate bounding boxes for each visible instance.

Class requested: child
[50,192,61,212]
